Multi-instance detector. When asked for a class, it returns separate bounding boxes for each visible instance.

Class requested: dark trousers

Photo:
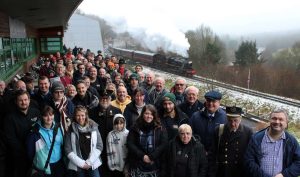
[110,170,124,177]
[48,159,66,177]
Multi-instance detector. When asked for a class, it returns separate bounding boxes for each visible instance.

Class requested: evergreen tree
[235,41,261,66]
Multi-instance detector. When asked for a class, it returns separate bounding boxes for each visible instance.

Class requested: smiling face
[163,100,175,113]
[179,125,192,144]
[269,112,288,133]
[75,110,87,126]
[76,83,87,96]
[42,112,54,128]
[205,99,220,113]
[143,109,154,123]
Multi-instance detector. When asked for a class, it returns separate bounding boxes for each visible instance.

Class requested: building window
[0,37,36,78]
[40,37,62,53]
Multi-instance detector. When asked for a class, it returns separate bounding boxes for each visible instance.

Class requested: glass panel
[40,37,62,53]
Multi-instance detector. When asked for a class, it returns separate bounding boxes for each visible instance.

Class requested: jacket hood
[116,95,131,104]
[113,113,127,132]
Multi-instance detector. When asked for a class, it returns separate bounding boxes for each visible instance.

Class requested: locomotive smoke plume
[103,14,190,57]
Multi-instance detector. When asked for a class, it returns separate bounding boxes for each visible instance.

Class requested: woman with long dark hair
[126,104,168,177]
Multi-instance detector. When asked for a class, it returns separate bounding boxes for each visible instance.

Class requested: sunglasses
[176,84,184,86]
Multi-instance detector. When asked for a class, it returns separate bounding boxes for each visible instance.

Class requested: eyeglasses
[176,84,184,86]
[54,91,64,94]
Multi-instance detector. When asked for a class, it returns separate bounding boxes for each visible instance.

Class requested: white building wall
[63,14,104,54]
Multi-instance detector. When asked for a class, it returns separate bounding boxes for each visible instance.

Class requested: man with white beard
[89,90,122,177]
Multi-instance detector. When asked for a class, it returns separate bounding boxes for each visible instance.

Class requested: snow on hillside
[145,67,300,121]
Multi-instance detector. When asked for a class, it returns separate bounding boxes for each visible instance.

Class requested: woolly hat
[162,93,176,104]
[51,81,64,93]
[130,73,140,81]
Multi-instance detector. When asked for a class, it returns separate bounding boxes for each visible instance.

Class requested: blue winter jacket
[244,128,300,177]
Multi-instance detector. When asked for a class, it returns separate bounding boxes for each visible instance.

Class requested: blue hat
[204,90,222,100]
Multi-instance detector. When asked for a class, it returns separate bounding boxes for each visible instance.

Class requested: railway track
[145,66,300,108]
[145,66,300,128]
[194,75,300,108]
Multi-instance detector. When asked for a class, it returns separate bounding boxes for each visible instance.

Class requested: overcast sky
[78,0,300,55]
[79,0,300,35]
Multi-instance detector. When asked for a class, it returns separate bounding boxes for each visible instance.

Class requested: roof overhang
[0,0,83,29]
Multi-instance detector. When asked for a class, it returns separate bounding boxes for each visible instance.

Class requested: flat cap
[204,90,222,100]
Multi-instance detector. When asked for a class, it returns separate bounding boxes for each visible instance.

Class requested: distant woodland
[76,11,300,100]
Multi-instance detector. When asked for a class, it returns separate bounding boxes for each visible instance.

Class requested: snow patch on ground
[145,67,300,121]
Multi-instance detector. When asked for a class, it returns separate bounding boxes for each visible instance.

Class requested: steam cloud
[104,15,190,57]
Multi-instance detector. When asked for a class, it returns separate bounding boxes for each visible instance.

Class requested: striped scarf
[56,96,70,134]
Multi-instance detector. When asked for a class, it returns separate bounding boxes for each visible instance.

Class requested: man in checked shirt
[244,108,300,177]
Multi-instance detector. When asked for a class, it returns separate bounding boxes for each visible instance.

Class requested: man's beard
[100,102,109,109]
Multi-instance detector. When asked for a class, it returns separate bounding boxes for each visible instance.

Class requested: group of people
[0,47,299,177]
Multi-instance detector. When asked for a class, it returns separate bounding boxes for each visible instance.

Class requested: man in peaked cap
[89,89,122,177]
[189,90,226,151]
[189,90,226,177]
[210,106,253,177]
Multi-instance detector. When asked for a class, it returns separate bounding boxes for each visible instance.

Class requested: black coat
[211,123,253,177]
[89,105,122,145]
[178,100,204,118]
[123,102,141,130]
[162,135,207,177]
[127,123,168,171]
[158,106,189,140]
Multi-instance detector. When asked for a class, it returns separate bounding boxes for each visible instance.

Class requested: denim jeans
[76,168,100,177]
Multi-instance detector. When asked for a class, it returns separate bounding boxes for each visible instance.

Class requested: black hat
[204,90,222,100]
[51,81,64,93]
[97,50,102,54]
[118,58,126,64]
[22,75,34,83]
[99,90,111,98]
[226,106,243,117]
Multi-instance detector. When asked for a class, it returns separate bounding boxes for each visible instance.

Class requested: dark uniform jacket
[211,123,253,177]
[89,105,122,176]
[162,136,207,177]
[189,108,226,152]
[89,105,122,145]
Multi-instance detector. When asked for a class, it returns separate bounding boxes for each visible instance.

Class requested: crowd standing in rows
[0,47,299,177]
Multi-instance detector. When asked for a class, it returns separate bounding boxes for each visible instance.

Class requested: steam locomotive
[109,47,196,77]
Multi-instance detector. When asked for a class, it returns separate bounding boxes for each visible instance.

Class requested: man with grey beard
[89,90,122,177]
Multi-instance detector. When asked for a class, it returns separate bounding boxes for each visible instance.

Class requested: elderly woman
[127,105,168,177]
[26,105,65,177]
[65,106,103,177]
[162,124,207,177]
